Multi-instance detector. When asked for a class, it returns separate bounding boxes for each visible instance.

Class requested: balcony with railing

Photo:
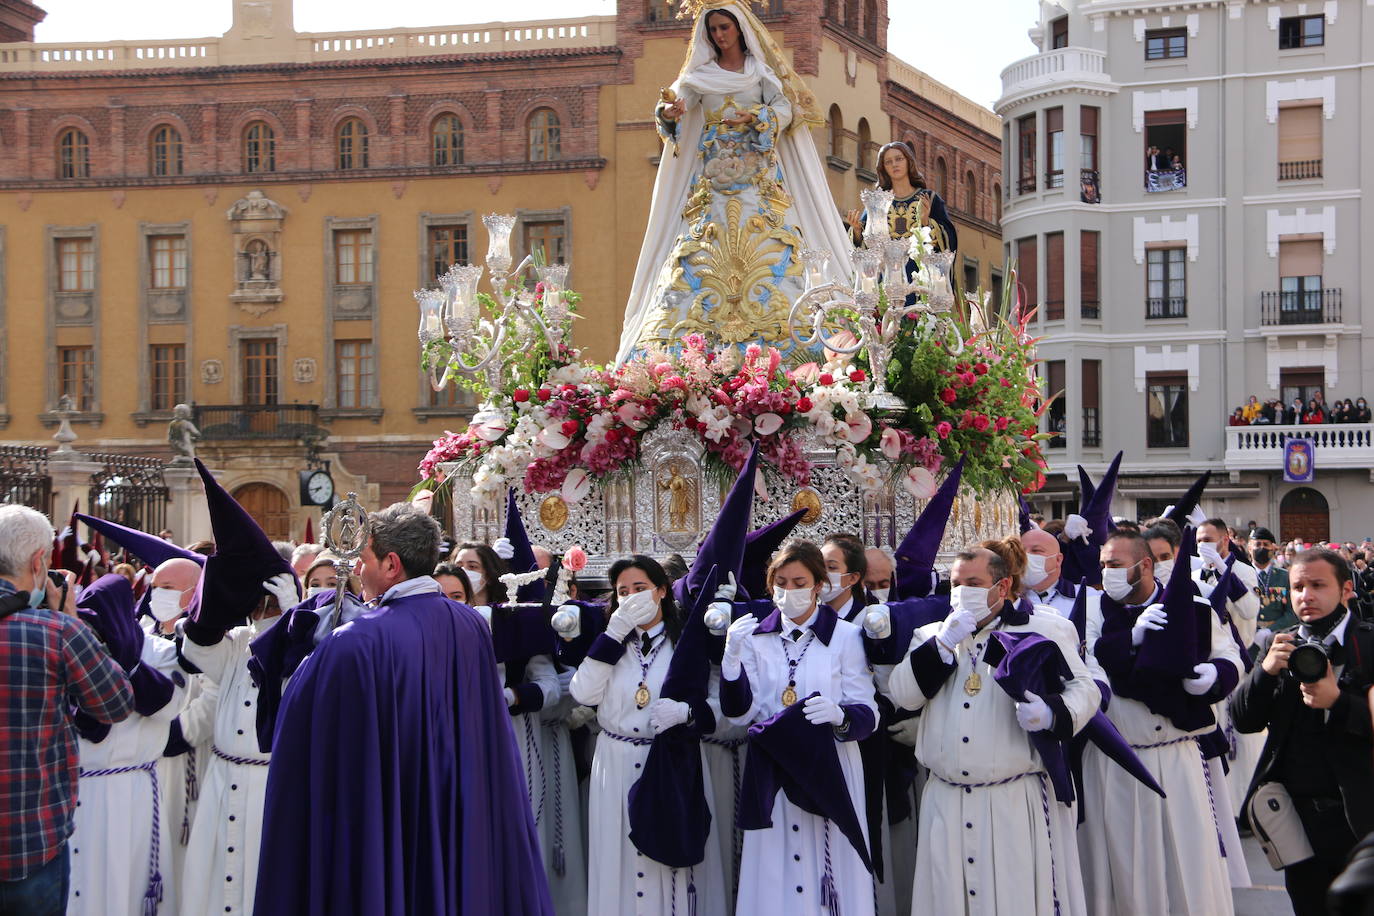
[998,47,1113,108]
[1225,423,1374,472]
[1145,168,1186,192]
[193,404,324,441]
[1278,159,1322,181]
[1146,297,1187,319]
[1260,289,1341,327]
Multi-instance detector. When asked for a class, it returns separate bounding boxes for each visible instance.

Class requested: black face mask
[1306,605,1347,639]
[1254,548,1272,566]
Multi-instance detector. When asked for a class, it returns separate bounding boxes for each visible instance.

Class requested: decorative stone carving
[201,359,224,385]
[292,357,316,384]
[167,403,200,466]
[227,190,287,316]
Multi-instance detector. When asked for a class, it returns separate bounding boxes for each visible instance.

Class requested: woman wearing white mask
[821,533,869,623]
[720,539,879,915]
[452,541,509,608]
[570,555,726,915]
[301,553,359,601]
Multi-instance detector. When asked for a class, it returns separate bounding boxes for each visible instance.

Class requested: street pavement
[1235,834,1293,915]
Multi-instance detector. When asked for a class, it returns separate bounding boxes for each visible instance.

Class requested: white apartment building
[997,0,1372,542]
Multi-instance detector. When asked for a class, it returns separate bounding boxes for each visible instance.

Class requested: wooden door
[1279,486,1330,544]
[232,482,291,541]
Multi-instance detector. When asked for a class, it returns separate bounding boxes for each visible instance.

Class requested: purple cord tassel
[688,869,698,916]
[821,819,842,915]
[143,871,163,916]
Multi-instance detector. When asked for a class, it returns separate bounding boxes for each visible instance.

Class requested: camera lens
[1288,641,1330,683]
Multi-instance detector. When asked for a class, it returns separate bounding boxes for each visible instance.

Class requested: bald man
[148,557,202,635]
[1019,528,1084,618]
[863,547,895,602]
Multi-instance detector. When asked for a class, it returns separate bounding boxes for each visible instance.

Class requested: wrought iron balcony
[1146,296,1187,319]
[1278,159,1322,181]
[193,404,324,441]
[1225,423,1374,472]
[1260,288,1341,326]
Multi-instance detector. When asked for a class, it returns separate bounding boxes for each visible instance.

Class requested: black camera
[1288,638,1332,683]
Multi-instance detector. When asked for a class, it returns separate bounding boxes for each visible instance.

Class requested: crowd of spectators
[1228,393,1372,426]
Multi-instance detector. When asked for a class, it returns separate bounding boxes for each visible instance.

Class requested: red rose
[537,388,552,401]
[1000,378,1013,388]
[972,414,990,432]
[560,420,580,436]
[819,373,835,386]
[796,397,814,413]
[512,389,530,403]
[940,388,958,404]
[960,372,977,387]
[973,362,989,375]
[849,369,866,383]
[995,416,1010,431]
[561,384,576,393]
[605,427,621,443]
[936,421,953,439]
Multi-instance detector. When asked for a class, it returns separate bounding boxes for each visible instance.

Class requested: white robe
[1078,596,1239,916]
[702,667,747,910]
[570,631,727,916]
[534,662,589,916]
[159,671,217,882]
[725,612,878,916]
[70,634,188,916]
[178,625,271,916]
[888,607,1097,916]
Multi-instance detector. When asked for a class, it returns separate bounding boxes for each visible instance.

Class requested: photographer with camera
[0,505,134,915]
[1233,546,1374,916]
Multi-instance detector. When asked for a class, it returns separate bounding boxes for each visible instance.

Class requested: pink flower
[973,362,989,376]
[879,427,903,461]
[845,412,873,444]
[1000,378,1013,388]
[936,421,953,439]
[474,420,507,443]
[972,414,990,432]
[562,545,588,572]
[754,412,784,436]
[960,372,977,387]
[902,466,938,499]
[940,388,958,404]
[790,362,820,387]
[561,468,591,503]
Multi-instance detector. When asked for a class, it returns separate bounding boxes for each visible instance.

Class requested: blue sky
[34,0,1037,109]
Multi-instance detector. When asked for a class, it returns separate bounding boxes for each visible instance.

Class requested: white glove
[492,537,516,560]
[887,717,920,747]
[704,601,733,636]
[1186,505,1208,528]
[862,604,892,639]
[567,704,597,729]
[649,698,692,734]
[721,614,759,678]
[263,572,300,610]
[714,572,738,603]
[803,694,845,727]
[503,687,517,708]
[606,590,658,641]
[1015,690,1053,732]
[1064,513,1092,542]
[1182,662,1218,696]
[1197,541,1224,570]
[551,604,582,640]
[473,605,493,629]
[935,606,979,658]
[1131,603,1167,647]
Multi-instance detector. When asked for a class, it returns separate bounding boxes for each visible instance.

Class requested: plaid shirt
[0,578,133,880]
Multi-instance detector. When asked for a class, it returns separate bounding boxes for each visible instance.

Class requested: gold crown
[677,0,740,20]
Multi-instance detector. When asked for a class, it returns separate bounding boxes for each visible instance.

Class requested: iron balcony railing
[1278,159,1322,181]
[194,404,323,441]
[1259,288,1341,326]
[1146,296,1187,319]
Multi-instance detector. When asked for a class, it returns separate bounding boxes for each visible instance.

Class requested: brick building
[0,0,1001,539]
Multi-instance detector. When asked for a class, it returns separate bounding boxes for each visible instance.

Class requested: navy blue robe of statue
[253,590,554,916]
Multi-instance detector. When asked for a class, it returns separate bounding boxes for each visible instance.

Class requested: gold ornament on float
[791,488,822,525]
[539,495,570,531]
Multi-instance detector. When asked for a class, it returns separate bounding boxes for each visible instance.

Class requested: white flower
[474,421,507,443]
[546,365,585,386]
[902,466,937,499]
[562,468,592,503]
[845,412,873,444]
[753,412,783,436]
[699,405,734,442]
[880,427,903,461]
[537,425,571,451]
[410,489,435,512]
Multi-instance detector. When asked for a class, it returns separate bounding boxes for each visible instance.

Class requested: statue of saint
[167,403,201,464]
[246,240,270,280]
[660,462,693,533]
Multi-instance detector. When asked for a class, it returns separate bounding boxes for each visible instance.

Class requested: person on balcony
[1302,399,1325,425]
[1353,399,1372,423]
[1241,396,1262,424]
[1284,398,1302,425]
[1229,408,1248,427]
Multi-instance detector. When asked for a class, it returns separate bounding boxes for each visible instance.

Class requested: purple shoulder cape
[253,591,553,916]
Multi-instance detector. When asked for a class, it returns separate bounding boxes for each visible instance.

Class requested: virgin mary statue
[615,0,854,364]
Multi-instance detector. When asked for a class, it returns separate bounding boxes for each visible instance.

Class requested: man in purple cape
[253,502,552,916]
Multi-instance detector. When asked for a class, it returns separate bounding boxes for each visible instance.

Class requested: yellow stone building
[0,0,1001,538]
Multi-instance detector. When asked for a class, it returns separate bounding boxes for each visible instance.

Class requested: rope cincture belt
[542,720,566,876]
[211,745,270,766]
[929,769,1061,916]
[80,760,163,916]
[601,728,654,746]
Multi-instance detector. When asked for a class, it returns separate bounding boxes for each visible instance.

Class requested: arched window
[935,157,949,200]
[58,128,90,179]
[828,104,844,159]
[150,125,183,177]
[243,121,275,174]
[863,0,878,40]
[844,0,858,29]
[432,114,464,167]
[337,117,369,170]
[527,108,561,162]
[857,118,872,171]
[964,170,977,214]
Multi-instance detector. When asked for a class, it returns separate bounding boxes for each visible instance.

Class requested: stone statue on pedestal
[168,403,201,465]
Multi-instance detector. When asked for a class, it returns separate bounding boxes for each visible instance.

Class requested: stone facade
[0,0,1001,538]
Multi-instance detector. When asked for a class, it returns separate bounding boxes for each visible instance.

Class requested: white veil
[614,2,854,363]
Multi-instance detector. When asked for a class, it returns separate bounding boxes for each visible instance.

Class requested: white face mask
[819,571,848,604]
[149,587,186,623]
[950,585,992,617]
[1197,541,1223,566]
[870,586,890,603]
[1022,553,1049,588]
[465,571,486,597]
[1101,563,1140,601]
[773,585,816,621]
[1152,559,1174,584]
[306,585,335,600]
[617,588,661,625]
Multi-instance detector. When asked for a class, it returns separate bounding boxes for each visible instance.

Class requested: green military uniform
[1255,563,1296,631]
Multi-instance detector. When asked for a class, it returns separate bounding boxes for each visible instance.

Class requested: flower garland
[418,284,1051,505]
